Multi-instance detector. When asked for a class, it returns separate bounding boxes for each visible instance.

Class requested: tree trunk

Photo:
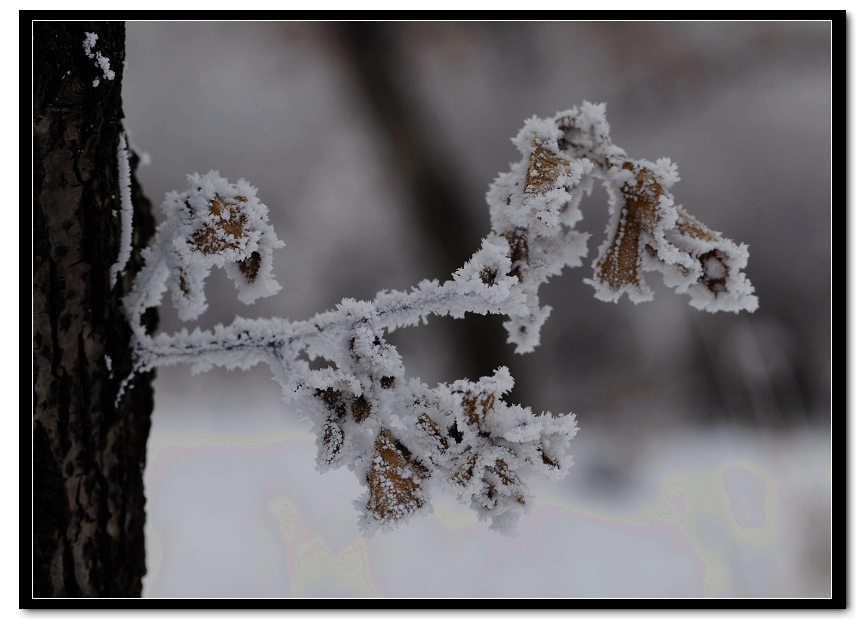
[33,21,156,598]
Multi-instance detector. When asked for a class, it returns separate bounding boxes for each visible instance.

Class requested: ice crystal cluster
[120,103,757,534]
[82,32,115,87]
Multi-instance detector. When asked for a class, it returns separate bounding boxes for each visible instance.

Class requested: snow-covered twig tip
[121,103,757,534]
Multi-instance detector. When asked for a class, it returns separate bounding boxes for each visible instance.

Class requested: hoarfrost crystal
[82,32,115,87]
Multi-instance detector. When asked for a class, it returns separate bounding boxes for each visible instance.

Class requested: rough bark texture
[33,21,157,598]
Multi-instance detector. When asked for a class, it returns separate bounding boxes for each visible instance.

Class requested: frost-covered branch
[121,102,757,534]
[109,130,133,286]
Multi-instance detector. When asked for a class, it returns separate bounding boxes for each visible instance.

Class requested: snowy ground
[142,368,831,599]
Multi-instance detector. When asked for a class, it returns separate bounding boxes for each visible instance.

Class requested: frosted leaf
[649,206,759,313]
[125,171,285,323]
[484,114,596,352]
[585,160,758,312]
[550,102,758,313]
[361,429,431,532]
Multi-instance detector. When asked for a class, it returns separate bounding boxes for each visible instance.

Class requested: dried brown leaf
[237,251,261,283]
[189,195,248,254]
[367,429,429,521]
[595,163,664,291]
[524,146,571,195]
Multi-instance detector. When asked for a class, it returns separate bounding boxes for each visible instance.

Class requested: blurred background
[122,21,832,598]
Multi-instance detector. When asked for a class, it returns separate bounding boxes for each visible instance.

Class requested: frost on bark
[32,21,156,598]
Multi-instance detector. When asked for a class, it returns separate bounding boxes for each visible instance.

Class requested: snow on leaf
[550,102,758,313]
[122,171,285,325]
[364,429,430,530]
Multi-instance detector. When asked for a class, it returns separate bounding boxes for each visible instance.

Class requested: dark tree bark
[33,21,156,598]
